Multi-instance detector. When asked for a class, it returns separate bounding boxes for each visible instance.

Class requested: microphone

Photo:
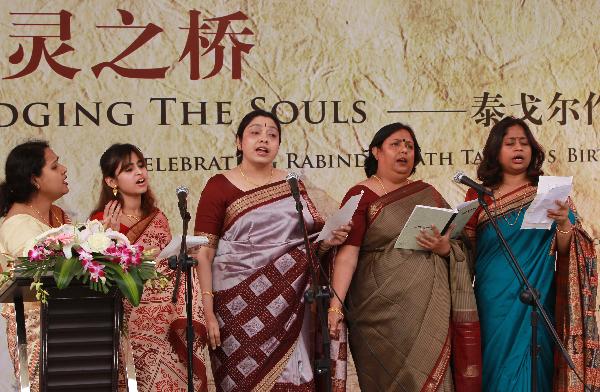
[286,172,302,208]
[176,186,189,216]
[453,171,493,196]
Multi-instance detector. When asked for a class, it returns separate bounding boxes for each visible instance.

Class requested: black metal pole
[169,200,195,392]
[531,306,538,392]
[293,196,332,392]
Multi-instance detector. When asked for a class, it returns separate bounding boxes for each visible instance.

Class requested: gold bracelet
[201,291,214,298]
[327,307,344,316]
[556,225,573,235]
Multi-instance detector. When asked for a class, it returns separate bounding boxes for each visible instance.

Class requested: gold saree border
[475,185,536,228]
[125,209,160,244]
[193,231,219,249]
[367,180,430,224]
[224,181,291,231]
[251,337,299,392]
[420,327,451,392]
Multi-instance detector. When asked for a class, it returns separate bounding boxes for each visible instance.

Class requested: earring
[112,186,118,197]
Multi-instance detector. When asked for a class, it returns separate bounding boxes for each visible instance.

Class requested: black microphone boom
[176,186,189,218]
[453,171,493,196]
[286,172,302,205]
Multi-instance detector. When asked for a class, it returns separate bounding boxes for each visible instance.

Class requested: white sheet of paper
[316,191,363,242]
[156,235,209,260]
[537,175,573,194]
[521,176,572,230]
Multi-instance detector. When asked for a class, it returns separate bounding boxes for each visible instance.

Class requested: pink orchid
[28,245,48,262]
[55,232,75,245]
[87,262,106,283]
[104,243,118,256]
[78,249,93,262]
[80,258,93,270]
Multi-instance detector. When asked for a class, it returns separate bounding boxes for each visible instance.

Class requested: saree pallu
[467,186,557,391]
[347,181,477,392]
[208,181,335,392]
[120,209,208,392]
[553,200,600,392]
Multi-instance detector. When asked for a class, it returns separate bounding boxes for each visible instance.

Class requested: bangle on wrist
[327,307,344,316]
[201,291,214,298]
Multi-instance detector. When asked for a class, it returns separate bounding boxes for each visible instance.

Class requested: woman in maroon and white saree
[92,143,208,391]
[194,109,350,392]
[196,176,329,391]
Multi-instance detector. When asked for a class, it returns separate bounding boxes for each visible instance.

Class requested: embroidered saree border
[223,182,291,231]
[420,327,452,392]
[367,180,430,224]
[125,209,160,243]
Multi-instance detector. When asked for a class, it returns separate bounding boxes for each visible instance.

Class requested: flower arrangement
[11,220,163,306]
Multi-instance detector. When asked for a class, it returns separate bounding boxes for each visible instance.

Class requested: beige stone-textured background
[1,1,599,390]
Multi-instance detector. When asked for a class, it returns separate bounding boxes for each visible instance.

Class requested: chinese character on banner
[511,93,542,125]
[92,9,168,79]
[4,10,80,79]
[179,10,254,80]
[547,92,580,125]
[472,92,505,126]
[583,92,600,125]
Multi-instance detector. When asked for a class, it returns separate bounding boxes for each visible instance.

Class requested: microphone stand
[476,191,581,392]
[292,193,332,392]
[168,197,197,392]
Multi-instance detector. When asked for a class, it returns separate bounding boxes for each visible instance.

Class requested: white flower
[104,229,130,246]
[82,233,112,253]
[77,220,105,243]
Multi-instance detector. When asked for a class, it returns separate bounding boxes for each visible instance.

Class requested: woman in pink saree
[194,109,350,391]
[91,143,208,391]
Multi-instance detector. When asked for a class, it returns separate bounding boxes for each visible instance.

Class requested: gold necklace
[125,214,140,222]
[239,166,273,187]
[371,175,410,196]
[494,185,531,226]
[371,174,388,195]
[28,204,60,227]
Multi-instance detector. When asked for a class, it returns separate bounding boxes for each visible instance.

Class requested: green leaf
[53,257,80,289]
[103,263,143,306]
[137,262,157,281]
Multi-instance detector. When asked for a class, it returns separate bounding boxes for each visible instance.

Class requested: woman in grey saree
[193,109,350,391]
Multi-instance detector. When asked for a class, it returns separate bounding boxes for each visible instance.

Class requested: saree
[195,174,346,392]
[464,185,600,392]
[0,205,68,392]
[344,180,478,392]
[91,208,209,392]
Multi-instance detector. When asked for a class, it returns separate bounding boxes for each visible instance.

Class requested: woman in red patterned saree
[328,123,482,391]
[193,109,351,391]
[91,143,208,391]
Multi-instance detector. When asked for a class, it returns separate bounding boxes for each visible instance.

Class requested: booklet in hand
[394,199,479,250]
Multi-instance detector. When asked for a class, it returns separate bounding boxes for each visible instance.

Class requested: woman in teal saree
[464,117,600,392]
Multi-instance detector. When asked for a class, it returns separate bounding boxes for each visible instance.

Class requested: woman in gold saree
[193,109,350,391]
[0,141,70,392]
[91,143,208,391]
[329,123,482,391]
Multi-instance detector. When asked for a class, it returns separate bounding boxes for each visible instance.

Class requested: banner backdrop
[1,1,599,390]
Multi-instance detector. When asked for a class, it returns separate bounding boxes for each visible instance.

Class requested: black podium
[0,276,123,391]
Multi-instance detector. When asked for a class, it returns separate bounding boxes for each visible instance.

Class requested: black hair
[0,140,50,216]
[477,116,545,187]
